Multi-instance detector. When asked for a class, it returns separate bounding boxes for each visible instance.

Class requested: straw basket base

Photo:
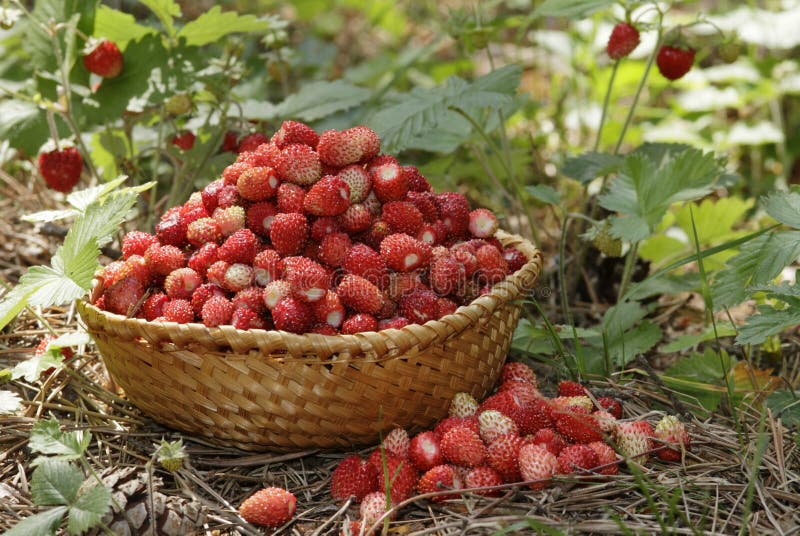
[78,231,541,452]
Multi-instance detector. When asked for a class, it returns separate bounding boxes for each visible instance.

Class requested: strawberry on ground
[558,380,587,397]
[530,428,568,456]
[553,405,604,444]
[464,466,503,497]
[373,455,418,504]
[486,434,525,483]
[615,420,654,463]
[587,441,619,475]
[381,428,410,459]
[440,426,485,467]
[408,431,442,472]
[417,465,462,502]
[518,444,559,490]
[654,415,690,462]
[330,455,379,502]
[557,444,600,475]
[239,487,297,528]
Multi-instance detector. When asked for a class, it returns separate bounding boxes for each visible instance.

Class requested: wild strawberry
[402,165,432,192]
[368,156,407,202]
[515,398,552,435]
[553,406,604,444]
[271,120,319,148]
[558,444,600,475]
[224,163,250,187]
[486,434,524,482]
[406,191,438,222]
[187,243,217,277]
[467,208,499,238]
[475,245,508,285]
[191,283,225,316]
[381,202,423,236]
[362,191,382,217]
[236,166,279,201]
[518,444,559,490]
[272,296,314,333]
[596,397,623,419]
[121,231,157,260]
[587,441,619,475]
[155,212,188,248]
[276,182,306,214]
[656,45,695,81]
[417,465,462,502]
[342,313,378,334]
[386,272,424,302]
[429,256,466,296]
[654,415,690,462]
[250,249,279,286]
[359,491,391,527]
[316,232,350,268]
[479,410,519,445]
[231,308,264,330]
[216,184,242,209]
[398,288,439,324]
[309,324,337,335]
[270,213,309,256]
[201,295,233,327]
[435,193,470,238]
[239,487,296,529]
[558,380,587,397]
[349,126,381,162]
[464,466,503,496]
[614,420,654,463]
[145,244,185,276]
[449,392,479,418]
[530,428,567,456]
[304,175,351,216]
[263,280,293,310]
[311,291,345,328]
[233,287,267,315]
[99,260,130,289]
[337,275,383,315]
[163,298,194,323]
[408,431,442,472]
[500,362,538,386]
[282,256,329,303]
[477,390,523,422]
[143,292,169,321]
[243,202,275,237]
[380,233,431,272]
[223,263,254,292]
[103,276,143,316]
[503,248,527,273]
[185,217,220,247]
[551,395,594,413]
[416,223,439,245]
[606,22,640,60]
[378,316,409,330]
[317,129,362,168]
[593,410,618,434]
[434,415,480,439]
[331,455,379,503]
[381,428,410,459]
[201,180,224,213]
[337,165,371,203]
[360,220,389,251]
[308,217,339,242]
[275,143,321,185]
[182,193,207,222]
[237,132,269,153]
[450,246,479,278]
[440,426,485,467]
[171,131,195,151]
[201,259,228,288]
[436,297,457,317]
[164,268,202,300]
[217,229,260,265]
[338,203,372,234]
[221,130,239,152]
[213,206,246,237]
[82,39,123,78]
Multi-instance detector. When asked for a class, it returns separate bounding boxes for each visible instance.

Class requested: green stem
[594,61,619,152]
[617,241,639,301]
[558,213,573,327]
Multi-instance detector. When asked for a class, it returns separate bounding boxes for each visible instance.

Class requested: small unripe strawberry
[165,93,192,115]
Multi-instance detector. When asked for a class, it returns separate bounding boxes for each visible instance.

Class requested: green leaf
[18,265,91,309]
[140,0,181,38]
[639,235,687,266]
[0,390,23,414]
[525,184,561,205]
[67,484,111,535]
[533,0,614,18]
[624,272,701,301]
[0,99,49,155]
[277,80,371,122]
[675,197,754,247]
[29,418,91,460]
[766,390,800,427]
[21,0,96,73]
[93,5,156,49]
[660,322,738,353]
[89,130,130,180]
[0,284,37,331]
[584,302,662,367]
[11,351,64,382]
[763,191,800,229]
[178,6,271,46]
[736,305,800,345]
[3,506,67,536]
[67,176,131,212]
[22,210,79,224]
[661,349,734,415]
[31,459,83,505]
[561,152,622,184]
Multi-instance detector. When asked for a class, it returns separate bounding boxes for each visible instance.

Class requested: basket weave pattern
[77,231,542,451]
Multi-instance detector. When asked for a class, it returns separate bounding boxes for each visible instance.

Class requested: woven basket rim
[77,230,542,359]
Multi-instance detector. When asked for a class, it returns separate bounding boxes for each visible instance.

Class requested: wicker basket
[77,231,542,452]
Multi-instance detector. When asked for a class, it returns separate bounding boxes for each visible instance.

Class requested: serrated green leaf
[277,80,371,122]
[736,305,800,345]
[0,284,37,331]
[675,197,754,246]
[21,0,96,73]
[526,184,561,205]
[766,390,800,426]
[609,214,650,242]
[584,302,662,366]
[140,0,181,38]
[50,331,90,349]
[533,0,614,18]
[763,191,800,229]
[31,459,83,506]
[67,484,111,535]
[561,152,622,184]
[178,6,271,46]
[624,272,701,302]
[665,348,733,384]
[18,264,91,309]
[89,131,129,180]
[639,235,686,266]
[3,506,67,536]
[67,176,131,212]
[660,323,738,353]
[0,99,49,155]
[22,210,79,224]
[29,418,91,460]
[11,352,64,382]
[0,390,23,414]
[93,5,156,49]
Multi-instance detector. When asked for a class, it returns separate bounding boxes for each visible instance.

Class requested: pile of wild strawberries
[237,361,691,531]
[92,122,528,334]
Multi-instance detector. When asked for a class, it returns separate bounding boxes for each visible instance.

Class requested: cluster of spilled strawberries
[91,121,527,333]
[237,361,691,531]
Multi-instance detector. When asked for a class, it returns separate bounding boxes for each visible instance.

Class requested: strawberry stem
[45,109,61,152]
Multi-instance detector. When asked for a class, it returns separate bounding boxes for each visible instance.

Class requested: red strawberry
[271,120,319,148]
[104,276,144,316]
[558,380,587,397]
[312,291,345,328]
[429,255,466,296]
[99,260,131,289]
[162,298,194,323]
[237,167,279,201]
[310,217,341,241]
[190,283,225,315]
[372,454,418,504]
[382,428,410,459]
[186,217,222,247]
[518,444,559,490]
[558,444,600,475]
[416,223,440,245]
[263,280,293,310]
[213,206,246,237]
[478,410,519,445]
[486,434,524,482]
[244,202,277,237]
[408,431,442,472]
[275,143,321,185]
[500,362,538,386]
[656,45,695,81]
[121,231,157,260]
[217,229,260,265]
[368,156,407,202]
[239,487,296,528]
[82,39,123,78]
[606,22,640,60]
[331,455,379,503]
[433,415,480,439]
[503,248,527,273]
[380,233,431,272]
[468,209,499,238]
[156,209,188,248]
[317,129,362,167]
[475,245,509,285]
[377,316,410,330]
[164,268,202,300]
[398,288,439,324]
[143,292,169,321]
[318,232,351,267]
[596,397,623,419]
[341,244,388,288]
[171,131,195,151]
[362,191,382,217]
[230,308,265,330]
[282,256,330,303]
[417,465,462,502]
[188,243,218,277]
[435,193,470,238]
[587,441,619,475]
[233,287,267,315]
[145,244,185,276]
[337,165,371,203]
[381,202,423,236]
[34,336,74,371]
[304,175,351,216]
[237,132,269,153]
[440,426,485,467]
[216,184,242,209]
[200,295,233,327]
[337,274,383,315]
[270,213,309,256]
[342,313,378,334]
[37,146,83,193]
[338,203,372,234]
[406,191,439,222]
[402,165,432,192]
[222,130,239,152]
[553,406,604,444]
[276,183,306,214]
[464,466,503,496]
[515,398,552,435]
[201,180,224,213]
[530,427,568,456]
[615,420,654,463]
[223,162,251,186]
[361,220,391,251]
[272,296,314,333]
[654,415,690,462]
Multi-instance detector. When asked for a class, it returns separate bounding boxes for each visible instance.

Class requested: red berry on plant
[38,147,83,193]
[656,45,695,81]
[82,39,123,78]
[606,22,640,60]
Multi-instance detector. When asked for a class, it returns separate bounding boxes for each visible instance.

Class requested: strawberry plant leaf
[21,0,96,73]
[93,5,156,49]
[11,350,64,382]
[660,322,738,353]
[526,184,561,205]
[735,305,800,345]
[139,0,181,39]
[766,390,800,427]
[18,265,91,310]
[533,0,614,18]
[276,80,371,122]
[67,484,111,535]
[762,191,800,229]
[31,458,83,505]
[29,418,91,461]
[3,507,67,536]
[561,152,622,184]
[0,390,23,414]
[0,285,37,331]
[0,99,49,155]
[177,6,272,47]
